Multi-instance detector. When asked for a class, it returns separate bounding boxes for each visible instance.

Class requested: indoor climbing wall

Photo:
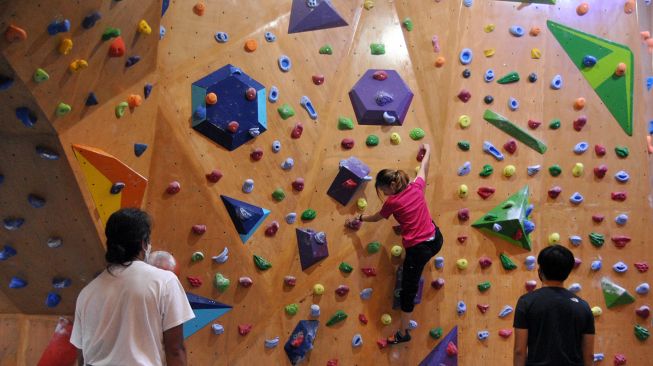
[1,0,653,365]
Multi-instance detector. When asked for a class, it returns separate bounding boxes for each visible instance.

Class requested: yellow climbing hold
[381,313,392,325]
[69,59,88,72]
[572,162,584,177]
[484,48,495,57]
[391,245,403,257]
[59,38,73,55]
[458,184,468,198]
[313,283,325,295]
[390,132,401,145]
[363,0,374,10]
[456,258,469,270]
[357,198,367,211]
[458,115,471,128]
[591,306,602,317]
[484,24,495,33]
[548,232,560,245]
[137,19,152,35]
[531,48,542,59]
[503,165,516,177]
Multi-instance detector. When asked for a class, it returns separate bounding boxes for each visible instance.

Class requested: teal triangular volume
[183,292,232,339]
[240,208,270,243]
[220,195,270,243]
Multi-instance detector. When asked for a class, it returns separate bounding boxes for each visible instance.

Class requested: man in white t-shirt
[70,208,195,366]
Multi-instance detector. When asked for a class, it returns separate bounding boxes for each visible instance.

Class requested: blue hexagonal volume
[191,64,267,151]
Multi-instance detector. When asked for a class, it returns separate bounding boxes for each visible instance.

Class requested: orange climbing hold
[647,135,653,154]
[573,97,586,111]
[641,31,651,40]
[576,3,589,16]
[127,94,143,108]
[615,62,627,77]
[193,2,206,16]
[108,36,126,57]
[5,24,27,42]
[529,27,540,37]
[624,0,635,14]
[435,56,445,68]
[205,92,217,105]
[244,39,258,52]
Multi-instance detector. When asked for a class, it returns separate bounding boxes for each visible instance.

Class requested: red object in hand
[503,139,517,154]
[192,224,207,235]
[527,120,541,129]
[446,341,458,356]
[187,276,202,287]
[166,181,181,194]
[611,236,631,248]
[573,115,587,131]
[611,191,627,201]
[477,304,490,313]
[312,74,325,85]
[477,187,495,199]
[238,324,252,336]
[206,169,223,182]
[358,313,368,324]
[250,148,263,161]
[361,267,377,277]
[373,70,388,81]
[417,147,426,162]
[291,123,303,139]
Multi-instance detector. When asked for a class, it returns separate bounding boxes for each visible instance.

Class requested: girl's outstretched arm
[417,143,431,182]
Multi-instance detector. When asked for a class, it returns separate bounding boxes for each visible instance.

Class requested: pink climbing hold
[573,116,587,131]
[250,148,263,161]
[292,178,305,191]
[613,354,626,366]
[361,267,377,277]
[335,285,350,296]
[527,120,542,129]
[548,186,562,199]
[166,181,181,194]
[573,258,582,268]
[457,208,469,221]
[342,179,358,189]
[376,339,388,349]
[239,277,253,287]
[192,224,207,235]
[373,70,388,81]
[636,306,650,319]
[291,123,303,139]
[611,236,631,248]
[227,121,239,133]
[594,164,608,178]
[499,329,513,338]
[446,341,458,356]
[457,235,467,244]
[635,262,649,272]
[245,87,256,101]
[265,221,280,236]
[284,275,297,287]
[346,218,362,231]
[503,140,517,154]
[611,192,627,201]
[525,280,537,292]
[341,138,354,149]
[592,215,604,223]
[595,144,606,156]
[478,256,492,269]
[238,324,253,336]
[432,35,441,52]
[326,359,338,366]
[457,89,471,103]
[477,187,495,199]
[477,304,490,313]
[431,278,445,289]
[359,313,369,324]
[108,36,126,57]
[206,169,223,182]
[312,75,325,85]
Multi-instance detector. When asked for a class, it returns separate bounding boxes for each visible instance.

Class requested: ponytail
[104,208,151,273]
[375,169,410,200]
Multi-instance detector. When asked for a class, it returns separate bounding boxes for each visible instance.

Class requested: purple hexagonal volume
[348,69,413,126]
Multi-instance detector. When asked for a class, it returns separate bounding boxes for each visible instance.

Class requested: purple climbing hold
[27,194,46,208]
[85,92,99,106]
[52,277,72,289]
[125,56,141,67]
[144,83,153,99]
[0,245,17,261]
[4,218,25,231]
[82,11,102,29]
[46,292,61,308]
[16,107,37,128]
[134,143,148,157]
[375,91,394,106]
[9,276,27,289]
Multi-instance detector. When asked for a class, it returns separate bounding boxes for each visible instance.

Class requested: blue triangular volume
[419,326,458,366]
[187,292,232,310]
[134,143,148,157]
[183,292,232,339]
[288,0,348,34]
[220,195,269,243]
[86,92,98,106]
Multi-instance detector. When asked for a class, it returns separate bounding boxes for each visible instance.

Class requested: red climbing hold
[611,236,631,248]
[525,281,537,292]
[457,235,467,244]
[478,256,492,269]
[108,36,126,57]
[187,276,202,287]
[341,138,354,149]
[636,306,650,319]
[527,120,542,129]
[499,329,513,338]
[166,181,181,194]
[342,179,358,189]
[613,354,626,366]
[611,192,627,201]
[477,186,495,199]
[594,144,606,156]
[245,87,256,101]
[312,75,325,85]
[457,208,469,221]
[373,70,388,81]
[477,304,490,313]
[512,228,523,241]
[192,224,207,235]
[292,178,305,191]
[5,24,27,42]
[592,214,604,223]
[548,186,562,199]
[291,123,303,139]
[376,338,388,349]
[290,331,304,347]
[335,285,350,296]
[284,276,297,287]
[326,359,338,366]
[503,139,517,154]
[206,169,223,182]
[573,116,587,131]
[239,277,253,287]
[238,324,252,336]
[446,341,458,356]
[635,262,649,272]
[227,121,239,133]
[417,146,426,162]
[593,164,608,178]
[431,278,445,289]
[250,148,263,161]
[457,89,471,103]
[361,267,377,277]
[265,221,280,237]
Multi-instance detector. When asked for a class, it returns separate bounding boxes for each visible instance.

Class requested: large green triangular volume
[601,277,636,308]
[483,110,547,154]
[472,185,532,251]
[547,20,633,136]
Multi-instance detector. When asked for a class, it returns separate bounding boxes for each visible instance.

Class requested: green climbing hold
[339,261,353,273]
[601,277,635,308]
[366,134,379,146]
[635,324,650,341]
[477,281,491,292]
[483,110,547,154]
[589,232,605,247]
[56,102,72,117]
[549,164,562,177]
[457,140,470,151]
[500,253,518,270]
[370,43,385,55]
[285,303,299,316]
[277,104,295,120]
[409,128,425,140]
[272,188,286,201]
[429,327,443,339]
[338,116,354,130]
[615,146,629,158]
[34,68,49,83]
[479,164,494,177]
[549,118,561,129]
[502,201,515,209]
[301,209,316,220]
[213,273,230,292]
[319,44,333,55]
[191,252,205,262]
[326,310,348,326]
[115,101,128,118]
[483,214,497,222]
[402,18,414,31]
[101,27,121,41]
[253,254,272,270]
[497,71,520,84]
[367,241,381,254]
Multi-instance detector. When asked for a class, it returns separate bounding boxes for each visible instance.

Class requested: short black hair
[105,208,151,269]
[537,245,574,281]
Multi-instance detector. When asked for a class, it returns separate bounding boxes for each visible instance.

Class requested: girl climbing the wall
[347,143,443,344]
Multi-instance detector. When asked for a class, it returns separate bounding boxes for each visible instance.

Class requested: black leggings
[400,229,443,312]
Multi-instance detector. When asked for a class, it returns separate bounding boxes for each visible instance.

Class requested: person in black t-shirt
[513,245,595,366]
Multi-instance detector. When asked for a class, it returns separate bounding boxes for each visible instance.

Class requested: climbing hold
[576,2,590,15]
[238,324,252,336]
[456,258,469,270]
[69,59,89,73]
[459,48,473,65]
[614,170,629,183]
[312,74,325,86]
[500,253,517,270]
[402,17,414,31]
[291,177,305,192]
[335,285,350,296]
[390,245,403,257]
[243,39,258,52]
[458,184,468,198]
[45,292,61,308]
[568,283,582,294]
[213,31,229,43]
[284,276,297,287]
[359,288,373,300]
[336,117,355,131]
[245,87,257,101]
[615,146,629,158]
[531,48,542,59]
[483,141,504,161]
[300,96,318,120]
[285,212,297,225]
[457,208,470,222]
[326,310,348,326]
[431,278,445,289]
[635,324,650,341]
[277,104,295,120]
[370,43,385,55]
[5,24,27,42]
[193,2,206,15]
[125,56,141,67]
[594,164,608,178]
[213,273,230,292]
[615,62,627,77]
[477,187,495,199]
[434,56,446,67]
[457,162,471,176]
[409,128,425,140]
[281,157,295,170]
[484,69,495,83]
[508,98,519,111]
[483,49,495,57]
[615,214,629,226]
[574,142,589,154]
[55,102,71,117]
[573,97,586,111]
[499,305,514,318]
[47,19,71,35]
[636,305,650,319]
[109,182,125,195]
[527,120,541,129]
[266,87,279,104]
[205,169,223,182]
[611,191,627,201]
[15,107,37,128]
[498,71,520,84]
[477,330,490,341]
[548,232,560,244]
[108,36,126,57]
[551,75,563,89]
[484,24,495,33]
[166,181,181,194]
[239,277,254,288]
[102,27,121,41]
[591,306,602,317]
[569,192,584,205]
[457,89,471,103]
[462,69,471,78]
[127,94,142,108]
[509,25,525,37]
[272,188,285,201]
[479,256,492,269]
[253,254,272,270]
[569,235,582,247]
[271,140,281,153]
[463,0,473,7]
[241,179,254,193]
[278,55,292,72]
[613,261,628,273]
[434,257,444,269]
[591,258,602,271]
[574,257,582,268]
[285,303,299,316]
[572,162,584,177]
[612,236,631,248]
[479,164,494,177]
[457,141,471,151]
[589,233,605,247]
[212,247,229,264]
[0,245,17,261]
[549,164,562,177]
[32,68,50,84]
[525,256,536,271]
[637,283,650,295]
[457,301,467,316]
[528,73,538,82]
[58,38,73,55]
[458,115,471,128]
[9,277,27,289]
[549,119,561,129]
[525,280,537,293]
[527,165,541,176]
[375,91,393,106]
[389,132,401,145]
[477,281,491,292]
[483,95,494,105]
[503,165,516,178]
[572,115,587,132]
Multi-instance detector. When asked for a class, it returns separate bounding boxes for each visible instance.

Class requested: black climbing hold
[86,92,98,106]
[0,75,14,91]
[28,194,46,208]
[484,95,494,105]
[528,73,538,83]
[110,182,126,194]
[462,69,471,78]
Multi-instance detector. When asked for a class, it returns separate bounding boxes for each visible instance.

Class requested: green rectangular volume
[483,109,547,154]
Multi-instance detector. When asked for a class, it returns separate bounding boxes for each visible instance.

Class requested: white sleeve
[70,305,83,348]
[161,276,195,331]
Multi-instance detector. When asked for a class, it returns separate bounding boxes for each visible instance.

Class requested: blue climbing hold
[615,213,628,226]
[614,170,629,183]
[144,83,153,99]
[523,220,535,235]
[612,261,628,273]
[300,96,317,120]
[569,192,584,205]
[647,77,653,91]
[85,92,98,106]
[278,55,292,72]
[0,245,17,261]
[352,334,363,347]
[582,55,597,67]
[591,259,602,271]
[636,283,650,295]
[573,142,589,154]
[16,107,37,128]
[375,91,394,106]
[457,300,467,315]
[569,235,582,246]
[134,143,148,157]
[0,75,14,91]
[194,106,206,120]
[9,277,27,289]
[52,277,72,289]
[27,194,46,208]
[508,97,519,111]
[46,292,61,308]
[498,305,513,318]
[82,11,102,29]
[214,32,229,43]
[528,73,537,83]
[484,69,495,82]
[482,141,504,161]
[457,161,471,176]
[159,25,166,40]
[47,19,71,35]
[509,25,525,37]
[162,0,170,16]
[477,330,489,340]
[463,0,473,7]
[459,48,473,65]
[527,165,541,176]
[268,86,279,103]
[434,256,444,269]
[568,283,581,293]
[110,182,125,194]
[525,204,534,217]
[36,146,60,160]
[492,223,502,232]
[4,218,25,231]
[264,32,276,42]
[551,75,563,90]
[125,56,141,67]
[229,66,242,75]
[649,120,653,134]
[525,256,536,271]
[360,288,373,300]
